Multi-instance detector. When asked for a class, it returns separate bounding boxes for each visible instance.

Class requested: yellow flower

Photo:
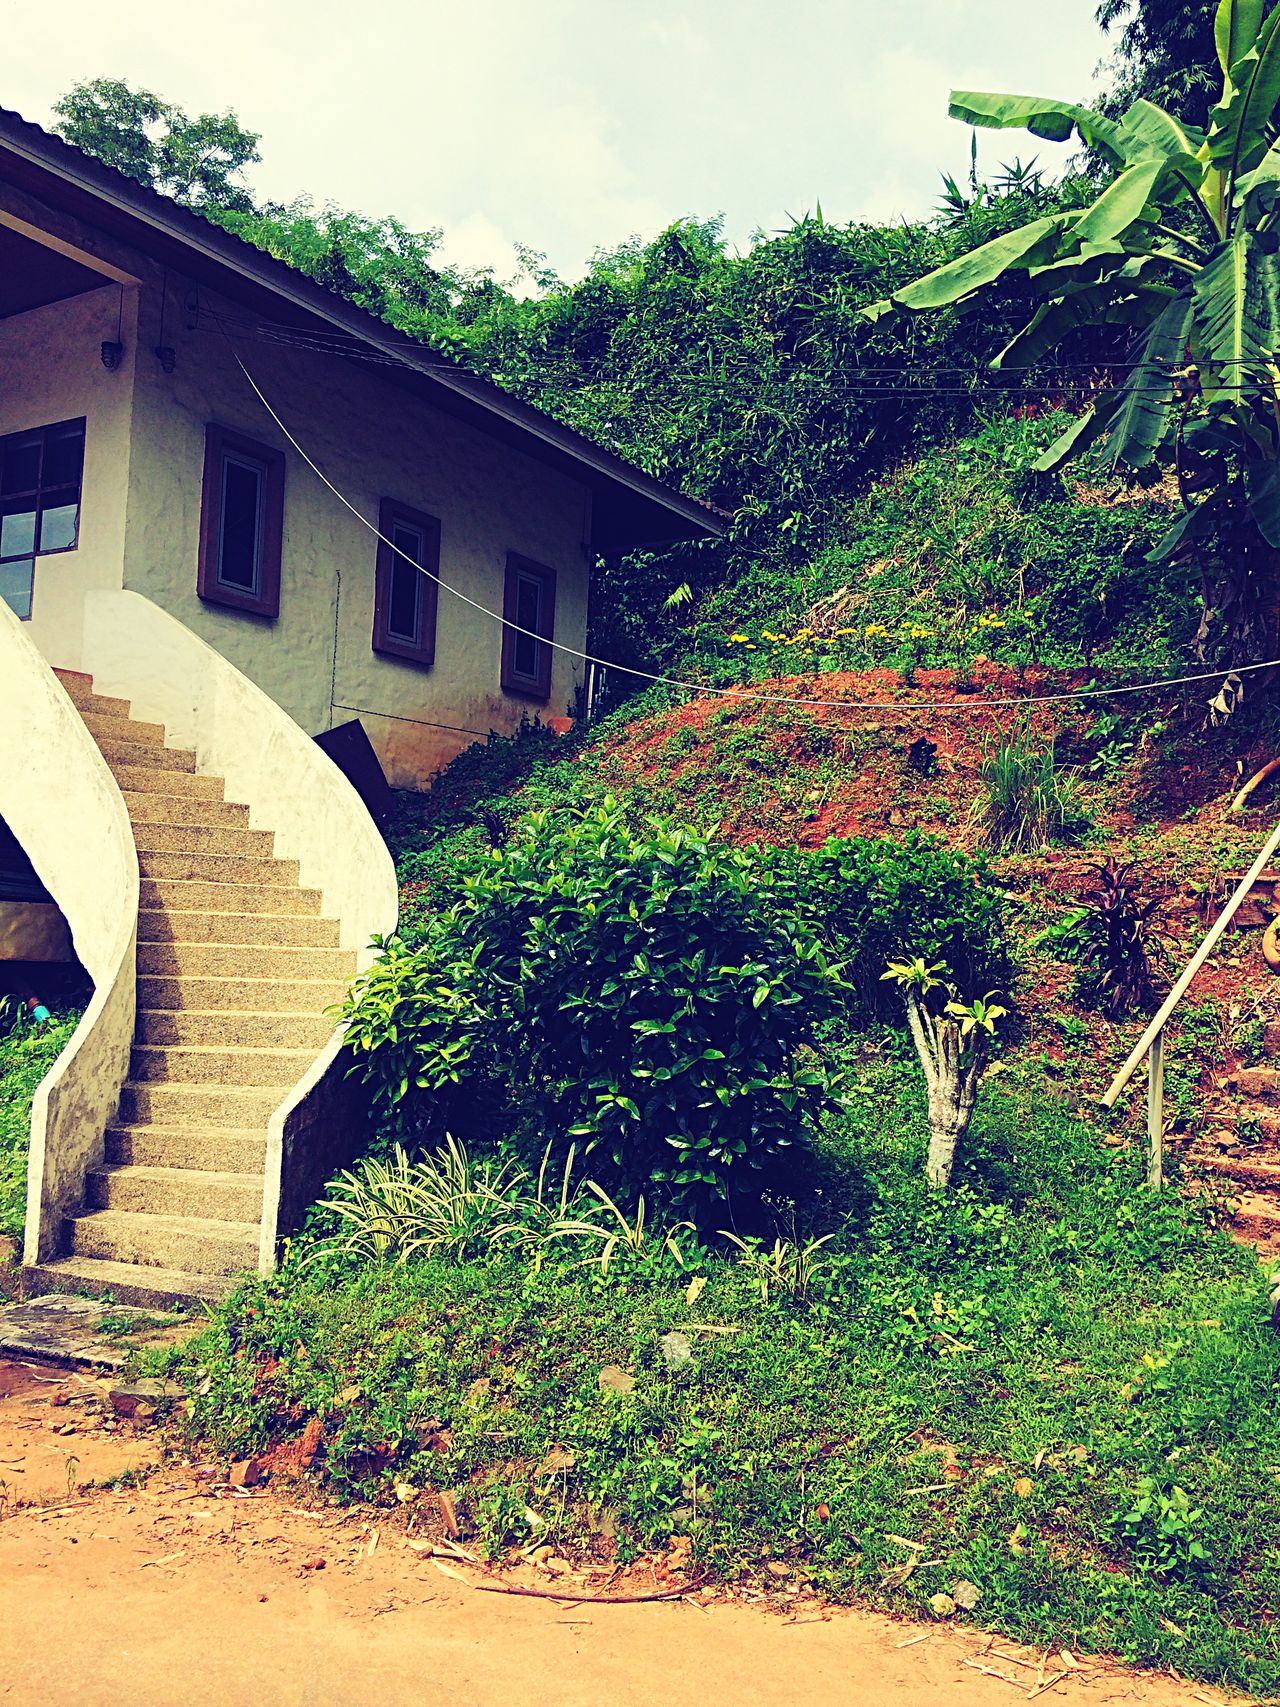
[908,625,934,639]
[978,615,1007,630]
[728,633,750,644]
[833,627,857,637]
[864,623,889,638]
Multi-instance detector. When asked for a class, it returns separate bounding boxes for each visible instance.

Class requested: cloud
[4,0,1107,277]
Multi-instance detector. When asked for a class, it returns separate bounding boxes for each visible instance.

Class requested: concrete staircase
[1190,1029,1280,1262]
[30,669,355,1306]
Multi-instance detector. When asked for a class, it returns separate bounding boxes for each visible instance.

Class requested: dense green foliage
[876,6,1280,673]
[1098,0,1222,127]
[341,801,842,1222]
[52,78,261,211]
[786,833,1012,1014]
[177,1052,1280,1695]
[0,1011,77,1241]
[674,414,1188,687]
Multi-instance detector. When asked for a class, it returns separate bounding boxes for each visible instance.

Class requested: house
[0,106,723,1305]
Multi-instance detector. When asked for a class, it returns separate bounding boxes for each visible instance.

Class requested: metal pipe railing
[1101,819,1280,1186]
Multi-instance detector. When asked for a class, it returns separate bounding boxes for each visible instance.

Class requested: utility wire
[221,329,1279,717]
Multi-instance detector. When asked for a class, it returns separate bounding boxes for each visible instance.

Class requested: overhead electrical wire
[219,325,1280,718]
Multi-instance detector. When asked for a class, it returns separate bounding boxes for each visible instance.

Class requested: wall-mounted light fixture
[100,340,123,371]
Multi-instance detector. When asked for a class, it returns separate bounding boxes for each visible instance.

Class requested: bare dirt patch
[0,1359,1249,1707]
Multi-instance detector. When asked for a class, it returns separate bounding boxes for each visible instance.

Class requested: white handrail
[1101,818,1280,1185]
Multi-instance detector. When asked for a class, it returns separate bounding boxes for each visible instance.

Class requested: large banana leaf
[1246,453,1280,544]
[1101,293,1194,468]
[1072,159,1179,247]
[1034,391,1124,473]
[1207,7,1280,188]
[1189,223,1280,394]
[1216,0,1265,74]
[947,92,1126,167]
[1116,98,1208,167]
[994,280,1173,370]
[866,215,1068,316]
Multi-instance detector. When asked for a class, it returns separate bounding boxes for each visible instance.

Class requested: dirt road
[0,1360,1245,1707]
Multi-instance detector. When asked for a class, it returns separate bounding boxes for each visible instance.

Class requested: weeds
[974,719,1083,852]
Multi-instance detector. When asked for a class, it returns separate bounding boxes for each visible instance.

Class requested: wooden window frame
[500,553,556,702]
[197,423,285,618]
[372,498,440,667]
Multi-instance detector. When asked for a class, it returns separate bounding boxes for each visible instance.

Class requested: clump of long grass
[312,1136,589,1267]
[973,719,1083,852]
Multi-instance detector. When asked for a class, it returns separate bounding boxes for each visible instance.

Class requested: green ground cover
[172,1048,1280,1696]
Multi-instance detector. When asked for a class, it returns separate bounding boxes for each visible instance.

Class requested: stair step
[66,1209,259,1277]
[25,1254,235,1308]
[136,1008,336,1049]
[1193,1153,1280,1190]
[140,877,322,916]
[137,849,300,886]
[138,974,347,1014]
[137,909,341,949]
[106,1123,268,1171]
[123,791,251,828]
[113,765,224,800]
[119,1080,286,1127]
[130,1042,314,1087]
[53,670,132,721]
[132,821,276,858]
[1231,1066,1280,1099]
[80,711,166,747]
[100,736,197,772]
[138,941,356,980]
[88,1164,263,1221]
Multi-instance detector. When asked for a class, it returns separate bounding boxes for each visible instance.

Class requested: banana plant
[867,0,1280,679]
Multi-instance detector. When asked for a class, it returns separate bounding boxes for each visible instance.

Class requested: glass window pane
[1,435,41,496]
[38,502,78,553]
[0,507,36,560]
[512,574,543,678]
[218,455,264,592]
[0,559,33,620]
[41,425,84,489]
[386,523,422,641]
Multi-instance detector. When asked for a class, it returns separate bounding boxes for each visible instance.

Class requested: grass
[0,1009,78,1242]
[170,1049,1280,1696]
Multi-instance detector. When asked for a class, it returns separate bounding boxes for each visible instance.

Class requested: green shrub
[784,832,1011,1017]
[974,720,1084,852]
[340,799,843,1223]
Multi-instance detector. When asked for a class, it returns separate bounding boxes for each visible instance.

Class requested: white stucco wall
[0,282,137,669]
[1,183,592,789]
[122,277,590,785]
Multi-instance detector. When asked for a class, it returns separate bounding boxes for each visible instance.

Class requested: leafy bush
[974,719,1084,852]
[340,800,843,1223]
[787,832,1011,1017]
[1075,858,1161,1017]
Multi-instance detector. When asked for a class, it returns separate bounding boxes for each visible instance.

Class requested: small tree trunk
[905,990,985,1190]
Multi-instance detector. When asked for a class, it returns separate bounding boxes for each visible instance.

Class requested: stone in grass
[952,1579,982,1610]
[109,1379,186,1419]
[929,1592,956,1617]
[660,1330,693,1371]
[598,1365,635,1395]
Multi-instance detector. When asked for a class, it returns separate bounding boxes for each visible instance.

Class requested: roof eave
[0,107,727,547]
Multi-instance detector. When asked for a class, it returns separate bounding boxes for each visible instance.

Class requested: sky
[5,0,1112,284]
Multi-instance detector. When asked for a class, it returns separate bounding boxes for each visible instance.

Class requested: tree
[881,959,1006,1188]
[52,78,260,212]
[869,0,1280,697]
[1098,1,1221,129]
